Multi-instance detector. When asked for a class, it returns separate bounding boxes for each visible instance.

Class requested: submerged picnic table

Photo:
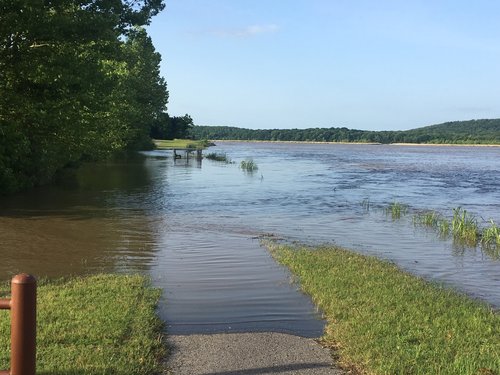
[173,148,203,160]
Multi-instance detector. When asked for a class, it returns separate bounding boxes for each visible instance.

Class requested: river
[0,142,499,335]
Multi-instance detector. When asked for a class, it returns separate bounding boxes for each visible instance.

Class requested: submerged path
[167,332,343,375]
[151,231,343,373]
[153,231,325,336]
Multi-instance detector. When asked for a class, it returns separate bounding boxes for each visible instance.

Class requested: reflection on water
[0,143,499,336]
[0,154,159,278]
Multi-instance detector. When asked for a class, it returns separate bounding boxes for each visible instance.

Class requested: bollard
[0,274,37,375]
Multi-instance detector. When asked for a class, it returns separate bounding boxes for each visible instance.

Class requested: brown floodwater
[0,143,499,335]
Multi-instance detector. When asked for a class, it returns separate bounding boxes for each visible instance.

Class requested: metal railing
[0,274,36,375]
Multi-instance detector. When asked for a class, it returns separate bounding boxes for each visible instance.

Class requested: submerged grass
[413,208,499,253]
[452,207,480,246]
[267,242,500,375]
[482,220,500,246]
[0,274,164,374]
[385,201,408,220]
[240,159,258,172]
[205,152,233,163]
[413,210,441,227]
[413,210,451,237]
[361,198,371,212]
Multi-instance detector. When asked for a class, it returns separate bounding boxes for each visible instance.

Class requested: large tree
[0,0,166,193]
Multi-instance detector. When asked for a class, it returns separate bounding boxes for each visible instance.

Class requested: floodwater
[0,143,499,336]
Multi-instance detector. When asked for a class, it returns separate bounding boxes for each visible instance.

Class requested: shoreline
[210,139,500,147]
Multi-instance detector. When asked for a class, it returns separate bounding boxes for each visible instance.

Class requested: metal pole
[10,274,36,375]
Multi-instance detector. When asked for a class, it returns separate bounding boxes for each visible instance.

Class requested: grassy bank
[154,138,210,149]
[0,274,164,374]
[267,242,499,375]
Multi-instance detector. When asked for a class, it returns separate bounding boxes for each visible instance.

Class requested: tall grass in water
[267,242,500,375]
[413,211,441,227]
[452,207,479,246]
[385,201,408,220]
[413,211,450,237]
[482,220,500,246]
[361,198,371,212]
[240,159,258,172]
[481,220,500,259]
[205,152,233,163]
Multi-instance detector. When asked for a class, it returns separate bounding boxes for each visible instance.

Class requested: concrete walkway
[166,332,344,375]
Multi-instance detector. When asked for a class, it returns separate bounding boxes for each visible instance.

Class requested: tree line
[191,119,500,145]
[0,0,187,194]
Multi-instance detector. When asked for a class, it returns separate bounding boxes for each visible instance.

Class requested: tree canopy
[150,113,194,140]
[0,0,168,193]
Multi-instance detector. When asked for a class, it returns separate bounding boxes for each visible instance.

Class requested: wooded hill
[191,119,500,145]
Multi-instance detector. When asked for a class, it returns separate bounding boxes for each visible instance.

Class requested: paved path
[166,332,344,375]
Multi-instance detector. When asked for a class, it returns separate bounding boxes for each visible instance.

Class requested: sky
[147,0,500,131]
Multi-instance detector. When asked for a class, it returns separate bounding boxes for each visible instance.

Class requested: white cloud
[212,24,279,38]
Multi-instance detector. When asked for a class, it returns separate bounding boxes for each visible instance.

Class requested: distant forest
[191,119,500,145]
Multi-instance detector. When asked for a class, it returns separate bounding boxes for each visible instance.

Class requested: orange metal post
[10,274,37,375]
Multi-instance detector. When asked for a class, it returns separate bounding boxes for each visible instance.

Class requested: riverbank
[0,274,164,374]
[211,139,500,146]
[267,242,500,375]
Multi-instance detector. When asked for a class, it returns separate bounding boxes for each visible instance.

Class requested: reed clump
[413,210,450,237]
[240,159,258,172]
[385,201,408,220]
[205,152,233,163]
[481,220,500,247]
[452,207,479,246]
[414,208,499,252]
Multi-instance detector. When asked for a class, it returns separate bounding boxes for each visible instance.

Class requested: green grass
[413,210,451,237]
[413,210,441,227]
[267,242,500,375]
[240,159,258,172]
[154,138,208,149]
[452,207,480,246]
[482,220,500,247]
[0,274,164,374]
[385,201,408,220]
[413,208,500,251]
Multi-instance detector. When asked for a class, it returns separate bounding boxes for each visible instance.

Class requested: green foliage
[267,242,500,375]
[191,119,500,144]
[0,0,168,194]
[240,159,258,172]
[151,113,194,140]
[0,274,164,374]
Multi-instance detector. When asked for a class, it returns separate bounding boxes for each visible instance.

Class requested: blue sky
[147,0,500,131]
